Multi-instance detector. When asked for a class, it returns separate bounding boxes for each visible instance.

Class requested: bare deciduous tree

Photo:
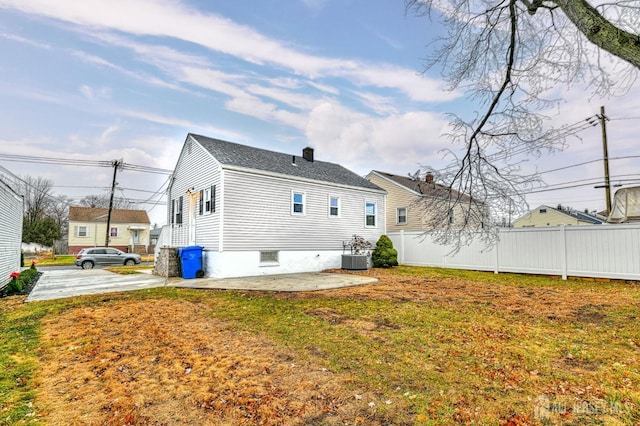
[79,194,132,209]
[406,0,639,249]
[16,175,54,228]
[48,194,71,236]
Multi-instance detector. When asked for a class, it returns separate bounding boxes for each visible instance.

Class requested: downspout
[219,169,225,253]
[168,174,175,247]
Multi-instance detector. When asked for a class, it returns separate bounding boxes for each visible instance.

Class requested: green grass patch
[0,299,64,425]
[32,255,76,267]
[104,265,154,274]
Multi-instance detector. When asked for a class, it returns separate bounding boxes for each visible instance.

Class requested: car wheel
[81,260,94,269]
[124,259,135,266]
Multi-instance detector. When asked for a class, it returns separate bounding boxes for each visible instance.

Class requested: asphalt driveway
[26,270,379,302]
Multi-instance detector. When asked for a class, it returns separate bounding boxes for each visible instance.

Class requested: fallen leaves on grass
[289,268,638,322]
[36,299,382,425]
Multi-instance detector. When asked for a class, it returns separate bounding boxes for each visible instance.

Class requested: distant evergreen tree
[23,217,61,247]
[371,235,398,268]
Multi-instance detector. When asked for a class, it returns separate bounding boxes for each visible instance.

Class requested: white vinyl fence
[388,224,640,280]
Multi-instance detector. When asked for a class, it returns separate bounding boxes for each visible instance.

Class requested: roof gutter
[221,164,386,195]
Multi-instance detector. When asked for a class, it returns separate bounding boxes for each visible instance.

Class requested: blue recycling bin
[177,246,204,279]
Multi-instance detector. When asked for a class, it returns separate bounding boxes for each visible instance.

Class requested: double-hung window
[110,227,118,237]
[172,196,183,225]
[200,185,216,214]
[396,207,407,225]
[329,196,340,217]
[365,202,377,227]
[292,192,305,215]
[77,226,89,237]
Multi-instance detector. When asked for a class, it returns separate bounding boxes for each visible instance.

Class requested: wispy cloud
[80,84,112,101]
[0,31,51,49]
[118,109,247,141]
[68,48,189,92]
[0,0,457,103]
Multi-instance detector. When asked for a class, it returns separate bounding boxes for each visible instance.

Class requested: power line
[538,155,640,175]
[433,117,598,174]
[0,153,112,168]
[121,163,173,175]
[0,153,173,174]
[610,116,640,121]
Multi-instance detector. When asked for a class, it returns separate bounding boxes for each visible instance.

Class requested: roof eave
[223,164,386,194]
[368,170,422,196]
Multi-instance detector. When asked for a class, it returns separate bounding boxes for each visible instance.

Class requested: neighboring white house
[167,133,386,278]
[0,179,23,288]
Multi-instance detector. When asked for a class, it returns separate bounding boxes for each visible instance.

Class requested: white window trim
[365,201,377,228]
[291,191,306,215]
[172,196,183,225]
[77,225,89,238]
[396,207,407,225]
[329,195,340,218]
[204,187,211,213]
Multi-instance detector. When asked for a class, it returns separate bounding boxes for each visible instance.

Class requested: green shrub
[5,277,23,294]
[3,267,38,297]
[371,235,398,268]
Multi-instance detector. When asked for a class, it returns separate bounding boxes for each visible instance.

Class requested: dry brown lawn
[36,299,376,425]
[8,266,636,425]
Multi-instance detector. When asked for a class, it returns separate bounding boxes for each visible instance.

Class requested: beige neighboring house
[513,205,604,228]
[366,170,484,232]
[68,206,151,254]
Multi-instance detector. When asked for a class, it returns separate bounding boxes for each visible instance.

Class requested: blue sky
[0,0,638,225]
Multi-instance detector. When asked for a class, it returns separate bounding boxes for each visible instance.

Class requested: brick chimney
[302,147,314,162]
[425,172,434,184]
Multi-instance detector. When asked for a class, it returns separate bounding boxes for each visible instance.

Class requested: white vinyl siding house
[167,134,386,278]
[0,179,23,289]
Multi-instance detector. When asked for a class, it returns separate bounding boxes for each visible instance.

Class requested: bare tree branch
[405,0,638,250]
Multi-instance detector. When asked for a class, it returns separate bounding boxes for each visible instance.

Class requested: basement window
[260,251,279,266]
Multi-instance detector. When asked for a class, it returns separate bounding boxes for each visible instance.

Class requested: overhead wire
[0,153,173,174]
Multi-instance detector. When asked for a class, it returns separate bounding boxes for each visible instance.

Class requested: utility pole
[105,159,122,247]
[588,106,613,215]
[597,106,612,215]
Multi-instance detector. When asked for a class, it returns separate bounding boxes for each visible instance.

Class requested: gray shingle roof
[372,170,473,202]
[190,134,383,191]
